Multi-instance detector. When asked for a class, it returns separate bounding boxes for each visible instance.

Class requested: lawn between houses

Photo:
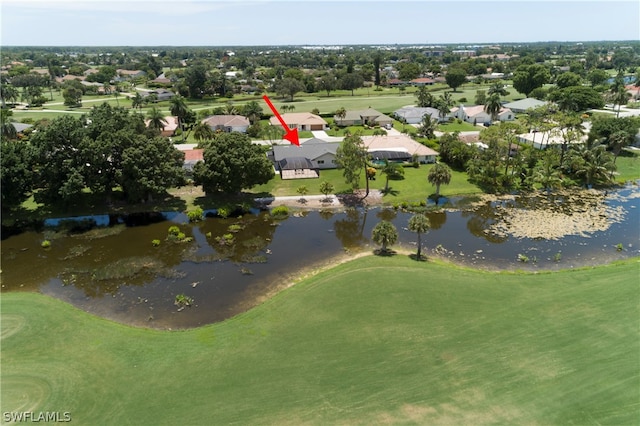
[1,256,638,425]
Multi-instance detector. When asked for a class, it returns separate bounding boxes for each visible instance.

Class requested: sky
[1,0,639,46]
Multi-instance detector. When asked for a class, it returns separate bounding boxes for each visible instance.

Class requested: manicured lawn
[614,150,640,183]
[378,165,481,202]
[2,256,638,424]
[251,165,481,202]
[437,120,481,132]
[252,168,354,197]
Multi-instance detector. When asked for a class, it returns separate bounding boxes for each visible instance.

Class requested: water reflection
[2,184,638,329]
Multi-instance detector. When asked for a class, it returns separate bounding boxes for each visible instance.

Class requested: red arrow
[262,94,299,146]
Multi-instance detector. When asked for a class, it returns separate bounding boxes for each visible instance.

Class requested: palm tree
[334,107,347,125]
[608,130,630,165]
[435,96,451,122]
[484,93,502,123]
[169,95,189,131]
[487,81,508,96]
[380,159,404,193]
[418,115,438,139]
[193,122,215,144]
[532,150,563,194]
[0,109,17,140]
[570,142,615,187]
[1,84,20,108]
[131,92,144,111]
[427,163,452,198]
[408,213,431,259]
[222,101,238,115]
[146,107,167,134]
[242,100,263,124]
[371,220,398,253]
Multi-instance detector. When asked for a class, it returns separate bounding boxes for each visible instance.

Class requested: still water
[2,184,638,329]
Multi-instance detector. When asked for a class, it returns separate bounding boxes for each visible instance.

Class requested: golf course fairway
[1,256,638,425]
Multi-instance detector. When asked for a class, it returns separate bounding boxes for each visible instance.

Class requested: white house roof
[363,134,439,157]
[503,98,548,112]
[202,115,250,127]
[269,113,327,127]
[394,106,439,120]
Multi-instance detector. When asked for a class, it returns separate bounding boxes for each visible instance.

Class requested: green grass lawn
[615,150,640,183]
[251,165,481,202]
[437,120,481,132]
[2,256,638,425]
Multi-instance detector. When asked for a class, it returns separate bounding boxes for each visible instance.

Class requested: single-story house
[151,73,172,85]
[269,113,328,131]
[116,69,146,80]
[394,106,441,124]
[517,125,588,150]
[333,108,393,127]
[143,89,175,102]
[145,116,179,137]
[410,77,435,86]
[269,138,341,179]
[450,104,514,125]
[202,115,250,133]
[55,74,85,84]
[503,98,548,114]
[363,134,439,164]
[11,122,33,134]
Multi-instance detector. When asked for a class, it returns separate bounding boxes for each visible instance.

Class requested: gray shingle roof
[272,141,340,162]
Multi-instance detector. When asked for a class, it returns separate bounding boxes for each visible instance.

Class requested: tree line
[1,102,280,214]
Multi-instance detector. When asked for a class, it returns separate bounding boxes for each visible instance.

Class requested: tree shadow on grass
[373,248,398,257]
[381,187,400,197]
[408,253,428,262]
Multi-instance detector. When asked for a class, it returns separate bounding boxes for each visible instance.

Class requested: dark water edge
[2,184,639,329]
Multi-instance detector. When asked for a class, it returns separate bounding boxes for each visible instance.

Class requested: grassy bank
[2,256,638,425]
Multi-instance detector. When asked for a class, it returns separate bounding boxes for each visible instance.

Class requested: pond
[2,183,638,329]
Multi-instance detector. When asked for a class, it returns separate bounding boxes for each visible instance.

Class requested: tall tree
[444,67,467,92]
[274,77,305,101]
[120,136,186,202]
[408,213,430,259]
[416,86,434,108]
[317,74,337,97]
[169,95,190,132]
[1,138,35,210]
[30,115,87,206]
[427,163,452,198]
[373,51,383,87]
[340,73,365,96]
[512,64,551,97]
[193,132,274,194]
[183,63,208,99]
[335,132,370,198]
